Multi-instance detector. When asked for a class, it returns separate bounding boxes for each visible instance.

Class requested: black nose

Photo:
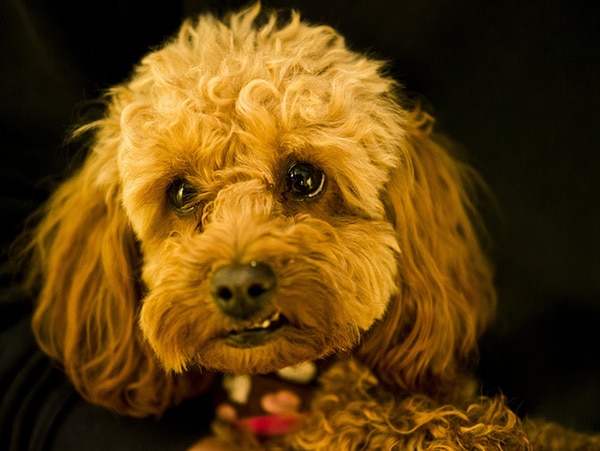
[210,262,276,319]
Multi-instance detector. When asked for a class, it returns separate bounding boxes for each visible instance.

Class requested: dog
[23,4,599,449]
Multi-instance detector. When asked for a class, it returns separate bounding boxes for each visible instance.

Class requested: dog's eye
[167,179,198,215]
[285,162,325,199]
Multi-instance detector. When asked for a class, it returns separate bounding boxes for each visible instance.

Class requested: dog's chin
[145,310,355,375]
[198,325,347,375]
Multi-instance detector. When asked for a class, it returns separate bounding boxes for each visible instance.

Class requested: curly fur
[22,3,598,449]
[212,359,532,450]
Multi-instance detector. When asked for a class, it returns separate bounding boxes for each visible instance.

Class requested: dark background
[2,0,598,433]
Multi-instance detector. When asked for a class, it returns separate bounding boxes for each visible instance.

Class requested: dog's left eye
[286,162,326,199]
[167,178,198,215]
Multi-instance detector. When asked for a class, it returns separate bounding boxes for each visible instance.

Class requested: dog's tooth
[243,312,281,330]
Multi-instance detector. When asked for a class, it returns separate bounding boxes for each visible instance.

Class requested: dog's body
[23,4,598,449]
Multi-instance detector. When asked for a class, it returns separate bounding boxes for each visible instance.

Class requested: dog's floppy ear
[358,108,496,396]
[24,110,204,417]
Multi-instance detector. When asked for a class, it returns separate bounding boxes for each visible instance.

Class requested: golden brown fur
[23,4,598,449]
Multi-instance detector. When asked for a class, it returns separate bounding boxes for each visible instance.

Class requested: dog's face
[29,5,495,416]
[117,9,405,374]
[134,139,400,374]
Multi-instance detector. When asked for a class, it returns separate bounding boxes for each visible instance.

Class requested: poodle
[23,4,599,449]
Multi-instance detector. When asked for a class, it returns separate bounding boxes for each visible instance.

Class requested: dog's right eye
[286,162,326,200]
[167,179,198,215]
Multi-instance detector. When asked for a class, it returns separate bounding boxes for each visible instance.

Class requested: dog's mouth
[225,311,288,348]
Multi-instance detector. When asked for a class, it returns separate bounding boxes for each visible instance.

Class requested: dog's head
[27,4,495,416]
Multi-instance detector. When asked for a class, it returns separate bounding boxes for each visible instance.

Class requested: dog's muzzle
[210,261,277,319]
[211,261,288,348]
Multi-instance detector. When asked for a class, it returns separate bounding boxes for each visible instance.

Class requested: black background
[2,0,598,433]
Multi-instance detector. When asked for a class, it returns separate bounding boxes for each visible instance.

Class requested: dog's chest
[215,362,318,436]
